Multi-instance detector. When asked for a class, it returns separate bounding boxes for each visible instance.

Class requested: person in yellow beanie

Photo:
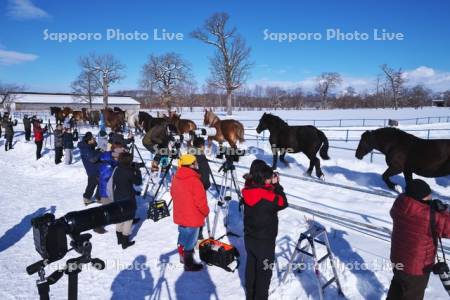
[171,154,209,271]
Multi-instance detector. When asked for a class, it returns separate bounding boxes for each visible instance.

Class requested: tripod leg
[68,272,79,300]
[37,280,50,300]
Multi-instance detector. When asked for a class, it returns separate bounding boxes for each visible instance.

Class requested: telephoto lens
[63,201,135,234]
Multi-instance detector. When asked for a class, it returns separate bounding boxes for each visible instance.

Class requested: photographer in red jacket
[171,154,210,272]
[387,179,450,300]
[242,159,288,300]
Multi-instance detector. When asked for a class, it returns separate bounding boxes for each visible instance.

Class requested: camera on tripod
[27,202,136,300]
[216,146,246,162]
[27,201,134,274]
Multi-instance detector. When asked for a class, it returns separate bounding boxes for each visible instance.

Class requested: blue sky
[1,0,450,92]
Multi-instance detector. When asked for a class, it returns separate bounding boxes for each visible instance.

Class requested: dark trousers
[5,136,13,151]
[245,236,276,300]
[25,128,31,141]
[35,141,43,159]
[55,146,63,164]
[83,175,100,200]
[387,269,430,300]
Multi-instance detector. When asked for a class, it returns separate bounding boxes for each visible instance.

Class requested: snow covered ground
[1,107,450,300]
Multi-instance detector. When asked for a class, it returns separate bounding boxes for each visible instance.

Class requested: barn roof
[7,92,139,105]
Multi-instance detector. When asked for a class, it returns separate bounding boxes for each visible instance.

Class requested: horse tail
[318,129,330,160]
[237,122,245,143]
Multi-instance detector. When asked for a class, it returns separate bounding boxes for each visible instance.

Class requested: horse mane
[264,113,288,127]
[375,127,418,139]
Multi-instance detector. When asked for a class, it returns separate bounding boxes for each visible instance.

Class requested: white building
[1,92,141,112]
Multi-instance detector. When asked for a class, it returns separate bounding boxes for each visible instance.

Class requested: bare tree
[71,71,101,109]
[443,90,450,107]
[315,72,342,109]
[79,53,125,108]
[380,64,405,110]
[141,52,193,111]
[0,82,23,113]
[191,12,252,115]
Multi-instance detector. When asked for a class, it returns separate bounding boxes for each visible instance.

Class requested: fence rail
[9,110,450,128]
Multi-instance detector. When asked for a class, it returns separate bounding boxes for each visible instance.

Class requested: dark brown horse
[167,112,197,134]
[355,127,450,190]
[203,109,244,148]
[50,107,67,124]
[138,111,166,133]
[81,108,100,126]
[101,108,125,131]
[256,113,330,178]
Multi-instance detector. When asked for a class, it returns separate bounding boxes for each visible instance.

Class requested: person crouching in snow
[111,152,142,249]
[95,143,124,233]
[242,159,288,300]
[171,154,209,272]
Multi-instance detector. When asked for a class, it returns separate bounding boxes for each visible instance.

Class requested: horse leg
[382,167,401,190]
[305,157,314,177]
[272,148,279,170]
[280,151,288,164]
[403,170,413,186]
[313,157,324,179]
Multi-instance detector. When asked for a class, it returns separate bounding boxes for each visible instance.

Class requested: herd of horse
[49,106,450,191]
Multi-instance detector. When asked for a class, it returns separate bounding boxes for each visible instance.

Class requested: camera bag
[147,200,170,222]
[199,238,240,272]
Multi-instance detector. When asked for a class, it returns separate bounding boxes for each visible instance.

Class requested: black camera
[29,202,134,264]
[431,199,449,212]
[216,146,246,162]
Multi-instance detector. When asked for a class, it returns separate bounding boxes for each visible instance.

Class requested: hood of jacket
[174,166,200,180]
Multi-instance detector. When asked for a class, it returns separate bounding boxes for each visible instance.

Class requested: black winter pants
[35,141,43,159]
[25,128,31,141]
[83,175,100,200]
[244,236,276,300]
[55,146,63,164]
[5,136,13,151]
[386,269,430,300]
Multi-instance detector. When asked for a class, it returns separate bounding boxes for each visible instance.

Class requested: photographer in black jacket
[23,115,32,141]
[191,136,212,240]
[242,159,288,300]
[111,152,143,249]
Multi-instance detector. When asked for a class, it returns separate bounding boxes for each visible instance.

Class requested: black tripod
[44,120,54,148]
[27,234,105,300]
[142,155,176,202]
[130,141,151,177]
[210,157,243,239]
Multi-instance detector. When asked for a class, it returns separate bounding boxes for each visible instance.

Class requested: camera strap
[430,206,447,264]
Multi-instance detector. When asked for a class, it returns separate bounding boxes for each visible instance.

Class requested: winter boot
[121,235,135,249]
[84,198,95,206]
[184,250,203,272]
[116,231,123,245]
[177,244,185,264]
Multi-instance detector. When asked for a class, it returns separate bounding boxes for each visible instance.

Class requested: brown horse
[72,110,85,124]
[82,108,100,126]
[50,107,68,124]
[167,112,197,134]
[203,109,244,148]
[101,108,125,131]
[356,127,450,190]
